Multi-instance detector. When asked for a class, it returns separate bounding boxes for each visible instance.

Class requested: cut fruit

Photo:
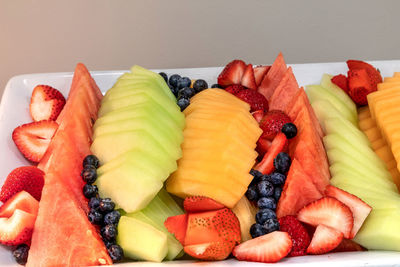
[232,197,258,242]
[183,196,225,213]
[184,241,235,261]
[0,191,39,218]
[0,209,36,246]
[257,52,287,101]
[307,224,343,255]
[269,67,300,111]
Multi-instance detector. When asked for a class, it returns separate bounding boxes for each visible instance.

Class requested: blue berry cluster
[81,155,123,263]
[159,72,209,111]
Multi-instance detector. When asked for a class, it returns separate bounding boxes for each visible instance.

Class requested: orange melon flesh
[269,67,300,111]
[258,52,287,101]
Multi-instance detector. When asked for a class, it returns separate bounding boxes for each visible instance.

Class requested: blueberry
[250,169,263,186]
[169,84,179,97]
[282,122,297,139]
[159,72,168,83]
[263,218,280,234]
[108,244,124,262]
[89,197,101,210]
[83,184,98,199]
[250,223,267,238]
[83,155,100,169]
[169,74,181,88]
[104,239,116,249]
[257,181,274,197]
[268,172,287,186]
[211,83,222,89]
[193,79,208,92]
[274,187,282,201]
[101,224,118,241]
[245,184,258,201]
[104,210,121,225]
[13,244,29,265]
[177,77,191,89]
[257,197,276,209]
[177,97,190,111]
[81,167,97,184]
[255,208,277,224]
[178,87,196,99]
[88,209,103,225]
[273,152,291,174]
[99,198,115,213]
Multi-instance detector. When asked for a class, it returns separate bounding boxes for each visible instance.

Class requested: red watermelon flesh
[269,67,300,111]
[257,52,287,101]
[276,158,323,218]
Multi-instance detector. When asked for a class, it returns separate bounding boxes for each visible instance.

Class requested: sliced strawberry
[225,84,246,95]
[256,138,272,158]
[325,185,371,238]
[217,60,246,87]
[235,89,269,112]
[347,68,373,105]
[331,74,349,93]
[255,132,288,174]
[251,110,264,123]
[278,215,311,257]
[233,231,292,263]
[183,196,225,213]
[0,191,39,218]
[241,64,257,90]
[254,66,271,86]
[164,214,188,245]
[30,85,66,121]
[307,224,343,255]
[347,60,382,87]
[297,197,354,239]
[332,238,366,252]
[12,120,58,163]
[0,209,36,246]
[259,110,291,140]
[0,166,44,203]
[184,240,235,261]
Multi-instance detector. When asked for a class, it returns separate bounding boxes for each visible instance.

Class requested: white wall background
[1,0,400,97]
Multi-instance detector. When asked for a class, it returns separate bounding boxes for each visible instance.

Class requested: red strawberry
[347,60,382,87]
[232,231,292,263]
[259,110,291,140]
[12,120,58,163]
[0,209,36,246]
[347,68,373,105]
[30,85,66,121]
[297,197,354,239]
[184,241,235,261]
[255,132,288,174]
[256,138,272,157]
[183,196,225,213]
[307,224,343,255]
[331,74,349,92]
[164,214,188,245]
[225,84,246,95]
[235,89,269,112]
[0,191,39,218]
[0,166,45,203]
[217,60,246,87]
[332,238,366,252]
[251,110,264,123]
[254,65,271,86]
[241,64,257,90]
[278,215,311,257]
[325,185,371,238]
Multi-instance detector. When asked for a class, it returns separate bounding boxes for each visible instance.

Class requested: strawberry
[225,84,246,95]
[241,64,257,90]
[278,215,311,257]
[255,132,288,174]
[297,197,354,239]
[184,240,235,261]
[347,59,382,88]
[325,185,372,238]
[259,110,291,140]
[235,89,269,112]
[0,166,44,203]
[0,209,36,246]
[254,65,270,86]
[307,224,343,255]
[347,68,372,105]
[164,214,188,245]
[183,196,225,213]
[332,238,366,252]
[217,60,246,87]
[30,85,66,121]
[0,191,39,218]
[331,74,349,93]
[251,110,264,123]
[256,137,272,158]
[232,231,292,263]
[12,120,58,163]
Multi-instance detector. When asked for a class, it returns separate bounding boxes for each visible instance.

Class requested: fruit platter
[1,54,400,266]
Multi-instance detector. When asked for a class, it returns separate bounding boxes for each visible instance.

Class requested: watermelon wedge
[269,67,300,111]
[257,52,287,101]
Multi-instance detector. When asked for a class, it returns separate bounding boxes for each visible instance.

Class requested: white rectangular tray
[1,61,400,266]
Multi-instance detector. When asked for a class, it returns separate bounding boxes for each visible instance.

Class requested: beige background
[1,0,400,97]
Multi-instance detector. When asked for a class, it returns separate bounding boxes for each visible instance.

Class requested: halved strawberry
[325,185,372,238]
[0,191,39,218]
[217,60,246,87]
[12,120,58,163]
[235,89,269,112]
[297,197,354,239]
[241,64,257,90]
[307,224,343,255]
[331,74,349,93]
[164,214,188,245]
[259,110,291,140]
[251,110,264,123]
[255,132,288,174]
[332,238,366,252]
[183,196,225,213]
[347,60,382,87]
[0,166,44,203]
[0,209,36,246]
[184,240,235,261]
[30,85,66,121]
[254,65,270,87]
[347,68,373,105]
[232,231,292,263]
[256,137,272,158]
[225,84,246,95]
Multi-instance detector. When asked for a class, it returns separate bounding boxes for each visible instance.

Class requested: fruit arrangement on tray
[1,53,400,266]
